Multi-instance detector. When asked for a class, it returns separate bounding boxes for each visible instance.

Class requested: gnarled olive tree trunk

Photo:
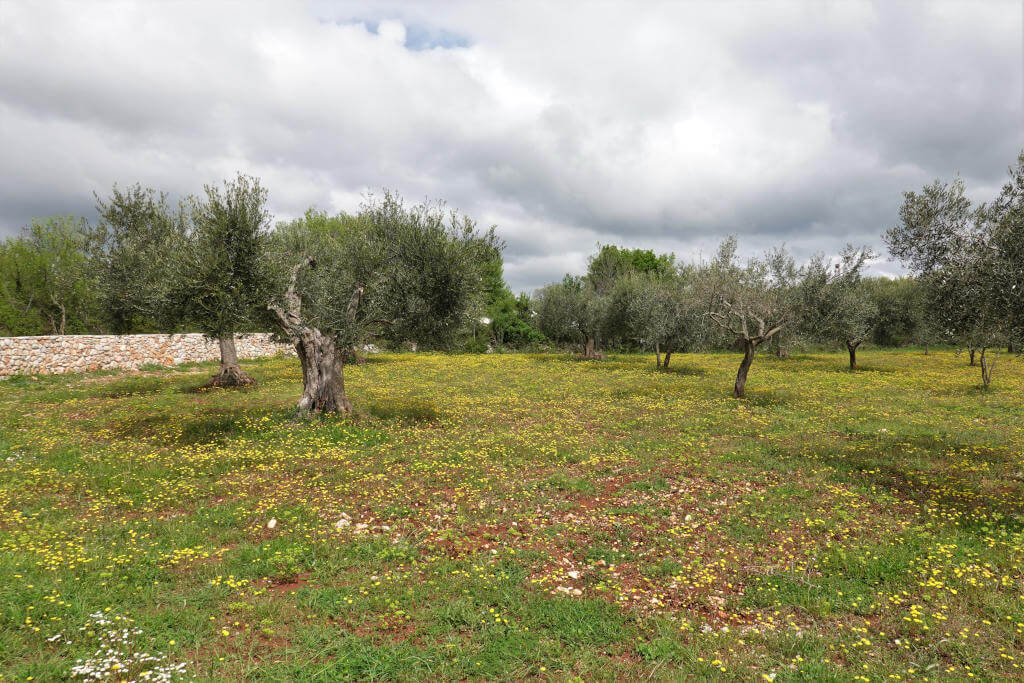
[582,336,603,360]
[203,335,255,388]
[269,258,360,415]
[294,326,351,413]
[709,310,784,399]
[663,349,673,369]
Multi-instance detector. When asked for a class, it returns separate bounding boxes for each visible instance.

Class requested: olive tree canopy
[267,191,499,414]
[0,216,97,335]
[705,237,801,398]
[533,275,605,358]
[798,245,876,369]
[987,151,1024,349]
[90,184,184,333]
[171,174,273,388]
[621,266,704,368]
[886,169,1012,386]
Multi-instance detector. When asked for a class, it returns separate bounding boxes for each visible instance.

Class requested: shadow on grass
[0,373,89,389]
[182,379,260,395]
[99,376,170,398]
[113,410,241,443]
[844,364,898,374]
[366,398,440,423]
[736,390,788,409]
[520,353,579,365]
[929,382,1010,399]
[113,404,297,444]
[656,362,707,377]
[789,433,1024,531]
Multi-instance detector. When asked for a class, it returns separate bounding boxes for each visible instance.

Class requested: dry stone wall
[0,333,293,378]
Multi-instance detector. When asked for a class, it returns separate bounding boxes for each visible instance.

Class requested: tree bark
[268,259,358,414]
[847,340,860,370]
[663,350,672,369]
[203,335,255,388]
[980,347,998,389]
[582,337,603,359]
[294,327,351,413]
[733,339,756,398]
[968,348,976,366]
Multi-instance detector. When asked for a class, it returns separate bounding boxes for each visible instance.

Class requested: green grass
[0,348,1022,680]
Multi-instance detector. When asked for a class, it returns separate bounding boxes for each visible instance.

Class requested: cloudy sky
[1,1,1021,291]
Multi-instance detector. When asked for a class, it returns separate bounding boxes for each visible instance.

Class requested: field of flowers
[0,349,1022,681]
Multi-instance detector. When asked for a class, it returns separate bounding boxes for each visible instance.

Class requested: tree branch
[760,324,784,341]
[347,285,364,320]
[267,256,315,335]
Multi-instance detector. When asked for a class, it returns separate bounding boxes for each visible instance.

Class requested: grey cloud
[0,1,1021,291]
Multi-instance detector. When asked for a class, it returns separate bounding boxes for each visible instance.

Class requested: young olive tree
[886,171,1011,386]
[622,266,703,368]
[172,175,272,388]
[799,246,876,369]
[986,151,1024,351]
[267,192,497,414]
[534,244,675,359]
[0,217,98,335]
[946,245,1007,388]
[533,275,605,358]
[884,176,988,361]
[863,276,926,348]
[584,244,675,353]
[705,238,800,398]
[90,185,183,333]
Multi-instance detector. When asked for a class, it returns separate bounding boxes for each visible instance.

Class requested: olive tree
[622,266,703,368]
[705,238,800,398]
[533,275,605,358]
[0,216,97,335]
[799,246,876,369]
[987,151,1024,350]
[90,184,183,333]
[172,175,273,388]
[267,192,498,414]
[863,276,926,348]
[585,244,675,353]
[886,171,1012,386]
[948,245,1007,387]
[884,176,987,361]
[534,245,675,359]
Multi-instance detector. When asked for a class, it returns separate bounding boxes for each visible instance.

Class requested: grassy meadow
[1,349,1023,681]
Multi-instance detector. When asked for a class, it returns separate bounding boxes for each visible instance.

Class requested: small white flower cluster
[68,612,190,682]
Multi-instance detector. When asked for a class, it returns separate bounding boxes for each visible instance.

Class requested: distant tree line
[1,149,1020,404]
[532,240,885,396]
[532,150,1024,395]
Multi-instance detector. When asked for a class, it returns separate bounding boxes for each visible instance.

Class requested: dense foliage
[1,149,1021,395]
[266,191,502,413]
[0,216,97,335]
[885,151,1024,385]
